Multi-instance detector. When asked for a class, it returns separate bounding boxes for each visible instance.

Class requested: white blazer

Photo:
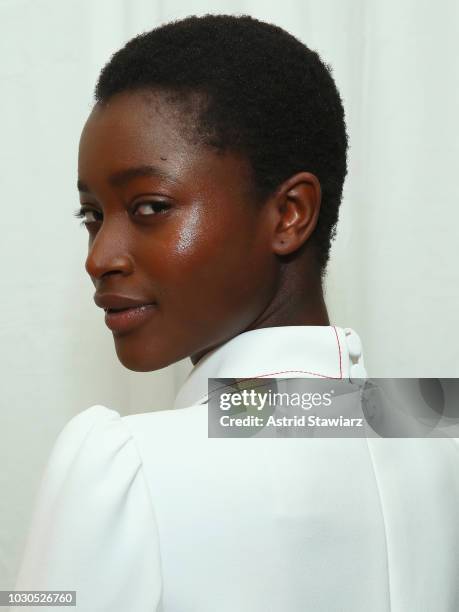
[12,326,459,611]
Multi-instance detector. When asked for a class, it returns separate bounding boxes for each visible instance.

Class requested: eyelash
[73,201,171,227]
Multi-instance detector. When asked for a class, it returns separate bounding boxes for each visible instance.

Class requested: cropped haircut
[95,14,349,276]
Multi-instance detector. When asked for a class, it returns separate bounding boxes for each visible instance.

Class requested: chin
[112,334,181,372]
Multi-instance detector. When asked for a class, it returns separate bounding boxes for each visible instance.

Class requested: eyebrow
[77,164,180,192]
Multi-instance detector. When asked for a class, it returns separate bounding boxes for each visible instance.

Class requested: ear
[269,172,321,256]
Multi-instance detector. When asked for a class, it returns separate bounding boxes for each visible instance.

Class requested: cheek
[153,207,275,320]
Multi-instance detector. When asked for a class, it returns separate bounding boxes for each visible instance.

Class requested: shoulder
[122,403,208,445]
[43,404,139,488]
[55,403,126,447]
[55,403,207,464]
[14,405,163,606]
[16,404,157,552]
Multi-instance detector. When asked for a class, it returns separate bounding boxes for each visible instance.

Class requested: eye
[73,201,171,227]
[133,200,171,216]
[73,206,102,227]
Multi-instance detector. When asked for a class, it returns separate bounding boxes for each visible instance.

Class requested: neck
[190,277,329,366]
[250,287,329,328]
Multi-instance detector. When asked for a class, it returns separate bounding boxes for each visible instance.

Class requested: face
[78,90,279,371]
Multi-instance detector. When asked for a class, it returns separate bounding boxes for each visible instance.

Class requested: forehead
[79,90,198,168]
[78,90,255,198]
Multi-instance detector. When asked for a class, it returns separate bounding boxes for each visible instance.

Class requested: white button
[350,362,368,383]
[344,328,362,361]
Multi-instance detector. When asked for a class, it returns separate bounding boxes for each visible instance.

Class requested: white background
[1,0,458,589]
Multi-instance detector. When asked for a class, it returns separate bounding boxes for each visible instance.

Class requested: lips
[104,303,158,333]
[106,305,140,313]
[93,292,157,312]
[93,293,159,334]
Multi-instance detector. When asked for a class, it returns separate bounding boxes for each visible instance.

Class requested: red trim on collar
[204,325,344,402]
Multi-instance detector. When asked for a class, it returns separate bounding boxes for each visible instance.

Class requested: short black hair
[95,14,348,277]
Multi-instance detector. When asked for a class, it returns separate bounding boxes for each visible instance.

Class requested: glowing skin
[77,89,328,372]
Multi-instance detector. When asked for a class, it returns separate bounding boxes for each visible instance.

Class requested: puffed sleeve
[11,405,163,611]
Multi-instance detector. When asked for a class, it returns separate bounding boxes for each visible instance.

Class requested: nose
[84,224,134,281]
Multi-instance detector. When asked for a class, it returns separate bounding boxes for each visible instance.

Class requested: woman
[13,14,459,612]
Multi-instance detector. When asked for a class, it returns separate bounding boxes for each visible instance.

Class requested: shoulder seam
[120,416,164,604]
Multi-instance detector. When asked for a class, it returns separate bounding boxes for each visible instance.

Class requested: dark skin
[77,89,329,372]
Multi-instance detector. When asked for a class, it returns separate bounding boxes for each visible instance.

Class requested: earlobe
[271,172,321,256]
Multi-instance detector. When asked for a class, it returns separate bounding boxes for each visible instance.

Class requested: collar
[173,325,367,410]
